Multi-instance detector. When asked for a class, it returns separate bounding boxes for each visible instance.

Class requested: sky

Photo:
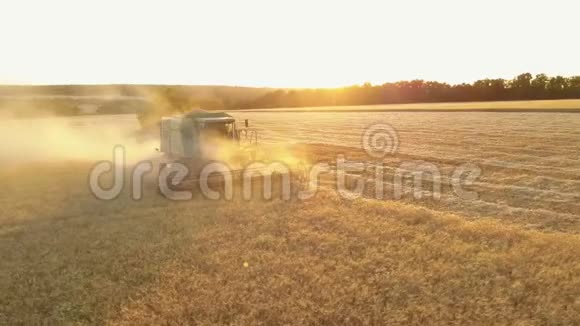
[0,0,578,88]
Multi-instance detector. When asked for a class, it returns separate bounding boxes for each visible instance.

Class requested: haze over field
[0,114,155,163]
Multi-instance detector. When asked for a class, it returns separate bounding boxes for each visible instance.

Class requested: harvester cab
[157,111,305,195]
[159,111,257,162]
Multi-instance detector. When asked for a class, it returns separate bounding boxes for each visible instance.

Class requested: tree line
[238,73,580,109]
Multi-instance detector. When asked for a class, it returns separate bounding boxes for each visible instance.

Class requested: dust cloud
[0,111,157,164]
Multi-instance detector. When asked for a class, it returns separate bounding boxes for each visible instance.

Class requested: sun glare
[0,0,578,87]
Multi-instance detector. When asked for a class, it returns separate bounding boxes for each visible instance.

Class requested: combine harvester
[157,111,306,197]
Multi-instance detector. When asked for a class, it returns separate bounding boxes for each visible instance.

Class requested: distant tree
[547,76,568,98]
[531,74,549,99]
[511,73,533,99]
[240,72,580,109]
[567,76,580,97]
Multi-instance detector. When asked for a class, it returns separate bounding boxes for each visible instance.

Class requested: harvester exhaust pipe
[245,119,249,128]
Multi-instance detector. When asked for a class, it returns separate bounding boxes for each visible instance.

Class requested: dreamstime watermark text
[89,123,481,202]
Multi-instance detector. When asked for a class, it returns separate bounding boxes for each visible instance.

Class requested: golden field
[1,106,580,324]
[230,110,580,233]
[0,158,579,325]
[238,99,580,112]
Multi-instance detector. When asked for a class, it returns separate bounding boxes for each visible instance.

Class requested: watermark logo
[362,123,399,158]
[89,123,481,202]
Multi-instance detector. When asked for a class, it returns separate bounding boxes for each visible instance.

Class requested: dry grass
[1,162,579,325]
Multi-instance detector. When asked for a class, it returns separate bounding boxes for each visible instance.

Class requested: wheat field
[1,106,580,324]
[231,111,580,233]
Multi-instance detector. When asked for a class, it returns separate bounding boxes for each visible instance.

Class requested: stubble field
[231,110,580,233]
[1,103,580,324]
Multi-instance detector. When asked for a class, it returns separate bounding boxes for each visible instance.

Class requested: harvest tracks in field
[230,111,580,232]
